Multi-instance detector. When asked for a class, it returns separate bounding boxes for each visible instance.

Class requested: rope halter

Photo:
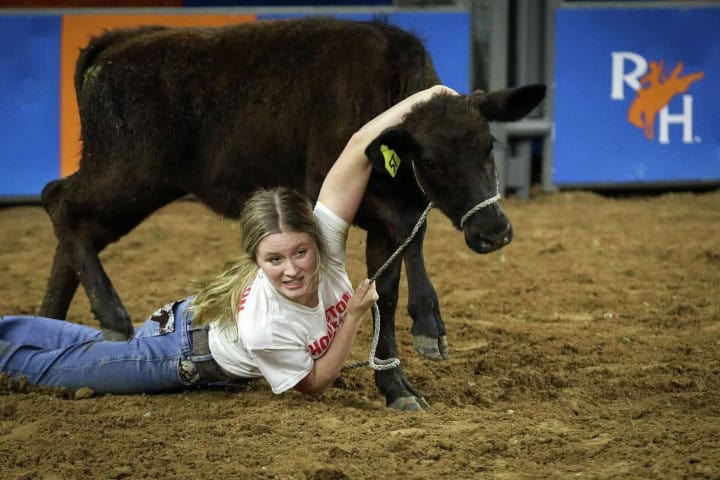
[410,160,502,230]
[459,177,502,230]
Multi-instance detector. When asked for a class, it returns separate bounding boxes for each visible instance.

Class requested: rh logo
[611,52,704,144]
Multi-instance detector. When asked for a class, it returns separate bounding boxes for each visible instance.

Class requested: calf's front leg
[403,225,448,361]
[366,232,430,411]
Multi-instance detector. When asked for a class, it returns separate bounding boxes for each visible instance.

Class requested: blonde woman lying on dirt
[0,85,457,397]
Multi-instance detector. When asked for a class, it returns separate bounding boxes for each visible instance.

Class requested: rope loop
[459,178,502,229]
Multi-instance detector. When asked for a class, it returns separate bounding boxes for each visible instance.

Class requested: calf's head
[366,84,546,254]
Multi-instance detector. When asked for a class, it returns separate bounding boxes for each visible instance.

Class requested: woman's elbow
[344,130,373,156]
[295,383,329,397]
[294,371,333,396]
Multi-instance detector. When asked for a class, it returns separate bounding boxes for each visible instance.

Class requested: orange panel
[60,14,256,177]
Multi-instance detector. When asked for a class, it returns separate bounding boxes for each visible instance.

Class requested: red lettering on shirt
[308,340,322,357]
[336,300,346,314]
[238,285,252,312]
[307,290,352,358]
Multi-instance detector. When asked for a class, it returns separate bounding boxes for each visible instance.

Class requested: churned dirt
[1,189,718,479]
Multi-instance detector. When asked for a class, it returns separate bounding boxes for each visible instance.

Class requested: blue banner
[553,7,720,186]
[0,15,61,197]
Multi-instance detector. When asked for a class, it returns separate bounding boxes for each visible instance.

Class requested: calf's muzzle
[462,204,513,254]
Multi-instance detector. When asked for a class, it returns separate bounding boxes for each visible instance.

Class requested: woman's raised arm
[317,85,458,224]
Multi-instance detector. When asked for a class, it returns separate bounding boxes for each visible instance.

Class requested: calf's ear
[470,84,547,122]
[364,128,419,179]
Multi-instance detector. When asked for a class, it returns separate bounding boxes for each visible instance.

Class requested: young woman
[0,85,456,396]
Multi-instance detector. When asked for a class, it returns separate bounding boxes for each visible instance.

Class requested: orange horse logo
[627,61,704,140]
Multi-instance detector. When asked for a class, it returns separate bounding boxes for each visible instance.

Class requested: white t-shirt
[207,202,353,393]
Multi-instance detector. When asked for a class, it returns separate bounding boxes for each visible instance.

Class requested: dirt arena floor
[1,188,718,479]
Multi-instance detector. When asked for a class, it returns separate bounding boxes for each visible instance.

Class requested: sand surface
[1,189,718,479]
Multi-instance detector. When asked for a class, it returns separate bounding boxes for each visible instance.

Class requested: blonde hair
[190,187,328,327]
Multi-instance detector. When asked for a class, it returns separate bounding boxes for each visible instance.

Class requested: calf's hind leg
[41,173,182,339]
[41,179,80,321]
[40,244,80,320]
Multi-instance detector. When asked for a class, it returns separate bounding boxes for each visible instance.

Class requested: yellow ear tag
[380,144,401,178]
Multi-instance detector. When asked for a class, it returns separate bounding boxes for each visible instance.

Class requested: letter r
[611,52,648,100]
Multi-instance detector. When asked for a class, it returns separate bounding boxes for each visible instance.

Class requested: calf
[40,17,545,410]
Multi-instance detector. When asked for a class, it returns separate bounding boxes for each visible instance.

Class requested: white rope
[343,201,433,371]
[460,189,501,229]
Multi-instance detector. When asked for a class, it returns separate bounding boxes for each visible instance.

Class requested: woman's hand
[345,279,379,322]
[294,278,379,396]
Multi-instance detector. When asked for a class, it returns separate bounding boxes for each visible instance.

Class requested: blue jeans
[0,297,202,394]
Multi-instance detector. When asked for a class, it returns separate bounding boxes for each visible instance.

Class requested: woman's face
[256,231,319,307]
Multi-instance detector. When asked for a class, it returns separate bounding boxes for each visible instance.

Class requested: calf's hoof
[412,334,449,361]
[388,395,431,412]
[101,328,132,341]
